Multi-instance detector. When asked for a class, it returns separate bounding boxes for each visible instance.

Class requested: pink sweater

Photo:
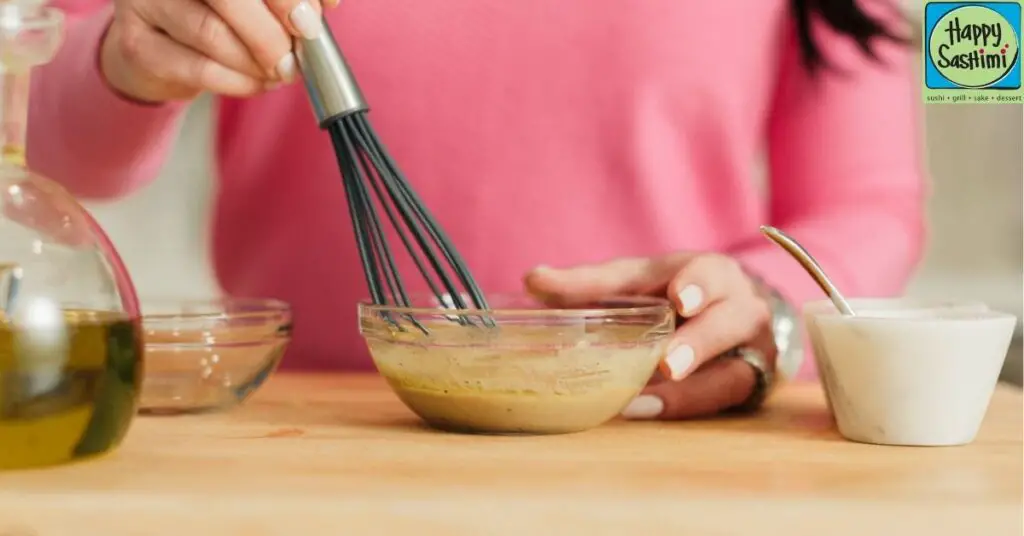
[30,1,925,377]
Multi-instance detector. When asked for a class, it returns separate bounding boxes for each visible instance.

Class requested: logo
[924,1,1022,101]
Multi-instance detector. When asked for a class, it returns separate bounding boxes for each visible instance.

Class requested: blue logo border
[923,1,1022,90]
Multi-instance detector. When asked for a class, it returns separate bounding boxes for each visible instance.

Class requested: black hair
[792,0,911,73]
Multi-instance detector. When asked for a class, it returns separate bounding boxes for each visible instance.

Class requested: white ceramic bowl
[804,298,1016,447]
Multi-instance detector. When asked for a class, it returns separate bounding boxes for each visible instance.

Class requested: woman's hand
[523,252,778,420]
[100,0,338,103]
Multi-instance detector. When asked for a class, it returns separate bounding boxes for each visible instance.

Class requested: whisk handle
[294,17,368,127]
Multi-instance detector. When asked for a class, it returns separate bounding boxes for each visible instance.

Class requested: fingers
[659,294,771,380]
[203,0,298,82]
[621,356,757,420]
[113,18,264,97]
[624,328,777,420]
[654,255,767,382]
[264,0,324,39]
[107,0,340,101]
[667,254,752,318]
[143,0,265,81]
[523,253,692,307]
[523,260,655,307]
[521,251,779,421]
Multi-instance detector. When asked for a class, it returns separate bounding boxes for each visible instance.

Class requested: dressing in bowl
[360,295,674,435]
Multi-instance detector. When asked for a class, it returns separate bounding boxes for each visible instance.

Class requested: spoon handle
[758,226,856,316]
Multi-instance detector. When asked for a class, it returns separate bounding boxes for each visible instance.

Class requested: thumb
[523,258,670,307]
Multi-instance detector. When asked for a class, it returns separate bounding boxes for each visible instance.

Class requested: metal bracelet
[742,267,803,382]
[759,281,803,382]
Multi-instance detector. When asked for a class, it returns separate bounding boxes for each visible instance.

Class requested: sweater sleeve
[731,12,927,378]
[26,1,188,200]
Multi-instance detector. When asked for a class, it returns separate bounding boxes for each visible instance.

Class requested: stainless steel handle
[759,225,856,316]
[294,17,368,127]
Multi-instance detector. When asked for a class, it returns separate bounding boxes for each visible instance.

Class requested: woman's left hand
[523,252,777,420]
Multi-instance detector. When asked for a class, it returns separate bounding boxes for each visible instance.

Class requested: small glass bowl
[138,298,292,414]
[359,294,675,435]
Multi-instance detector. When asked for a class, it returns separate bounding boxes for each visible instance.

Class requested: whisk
[294,17,490,331]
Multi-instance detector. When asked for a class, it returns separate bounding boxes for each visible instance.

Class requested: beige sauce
[387,383,643,434]
[365,322,669,434]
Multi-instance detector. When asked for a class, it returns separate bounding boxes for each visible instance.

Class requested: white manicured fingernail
[275,53,295,83]
[531,265,561,278]
[664,344,695,381]
[677,284,703,316]
[621,394,664,420]
[290,1,322,40]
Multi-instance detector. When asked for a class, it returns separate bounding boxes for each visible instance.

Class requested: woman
[32,0,925,420]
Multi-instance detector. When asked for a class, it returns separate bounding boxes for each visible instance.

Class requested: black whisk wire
[296,19,492,332]
[330,122,403,304]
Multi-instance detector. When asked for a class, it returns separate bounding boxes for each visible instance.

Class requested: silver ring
[726,347,775,413]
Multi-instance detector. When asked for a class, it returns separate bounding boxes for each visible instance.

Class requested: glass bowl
[359,295,675,435]
[138,298,292,414]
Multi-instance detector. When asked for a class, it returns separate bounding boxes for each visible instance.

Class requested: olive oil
[0,310,142,469]
[1,145,25,166]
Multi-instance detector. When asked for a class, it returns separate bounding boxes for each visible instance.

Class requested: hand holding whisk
[293,16,491,333]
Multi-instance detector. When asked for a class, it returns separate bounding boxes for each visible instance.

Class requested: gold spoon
[758,225,856,316]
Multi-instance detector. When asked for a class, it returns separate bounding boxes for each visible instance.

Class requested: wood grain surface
[0,374,1020,536]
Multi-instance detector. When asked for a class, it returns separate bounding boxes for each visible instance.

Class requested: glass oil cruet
[0,0,144,470]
